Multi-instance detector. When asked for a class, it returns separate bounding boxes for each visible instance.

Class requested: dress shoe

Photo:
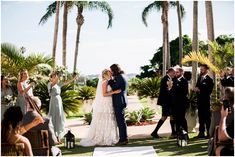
[116,139,128,146]
[195,132,205,139]
[151,133,161,138]
[169,134,177,139]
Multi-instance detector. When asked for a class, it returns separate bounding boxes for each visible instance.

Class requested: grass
[58,133,208,156]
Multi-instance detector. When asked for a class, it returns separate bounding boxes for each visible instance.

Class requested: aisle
[93,146,157,157]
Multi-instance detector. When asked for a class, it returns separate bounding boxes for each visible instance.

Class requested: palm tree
[73,1,113,72]
[142,1,184,75]
[176,1,185,66]
[62,1,68,67]
[39,1,59,67]
[1,43,53,78]
[191,1,198,87]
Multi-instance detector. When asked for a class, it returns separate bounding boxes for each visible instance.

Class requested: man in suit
[194,64,214,138]
[108,64,128,145]
[22,108,61,156]
[171,67,189,134]
[151,68,176,138]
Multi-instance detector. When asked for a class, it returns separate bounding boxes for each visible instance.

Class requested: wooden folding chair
[23,130,50,156]
[1,143,25,156]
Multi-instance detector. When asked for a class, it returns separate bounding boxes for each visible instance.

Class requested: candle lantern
[64,130,75,149]
[177,128,188,147]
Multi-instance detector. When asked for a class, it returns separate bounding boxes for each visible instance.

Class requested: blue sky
[1,0,234,75]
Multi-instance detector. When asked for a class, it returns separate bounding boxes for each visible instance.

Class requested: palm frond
[39,1,57,25]
[182,51,220,74]
[142,1,162,27]
[88,1,114,28]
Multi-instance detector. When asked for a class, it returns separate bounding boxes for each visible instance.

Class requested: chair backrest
[1,143,25,156]
[23,130,50,156]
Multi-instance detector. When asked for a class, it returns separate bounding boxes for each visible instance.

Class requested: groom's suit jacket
[108,74,128,108]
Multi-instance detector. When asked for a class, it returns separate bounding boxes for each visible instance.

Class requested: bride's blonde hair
[102,69,110,80]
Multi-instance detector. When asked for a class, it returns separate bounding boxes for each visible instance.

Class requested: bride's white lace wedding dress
[80,80,119,146]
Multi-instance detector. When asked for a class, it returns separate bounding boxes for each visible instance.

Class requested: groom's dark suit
[108,74,128,142]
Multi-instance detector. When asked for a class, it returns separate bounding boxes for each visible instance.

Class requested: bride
[80,69,121,146]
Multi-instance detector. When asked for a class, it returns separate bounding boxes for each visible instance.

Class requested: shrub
[140,106,155,121]
[78,86,96,101]
[135,77,161,99]
[84,112,92,125]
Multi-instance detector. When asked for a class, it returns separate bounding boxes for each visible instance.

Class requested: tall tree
[176,1,184,66]
[142,1,184,75]
[62,1,68,67]
[73,1,113,72]
[192,1,198,87]
[39,1,59,67]
[52,1,60,66]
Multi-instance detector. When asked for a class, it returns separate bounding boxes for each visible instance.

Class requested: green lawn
[59,133,208,156]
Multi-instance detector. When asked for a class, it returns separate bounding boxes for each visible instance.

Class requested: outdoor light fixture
[64,130,75,149]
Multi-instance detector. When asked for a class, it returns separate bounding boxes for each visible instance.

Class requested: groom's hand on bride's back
[113,89,121,94]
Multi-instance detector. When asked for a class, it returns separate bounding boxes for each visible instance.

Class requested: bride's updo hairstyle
[110,64,124,76]
[102,69,110,80]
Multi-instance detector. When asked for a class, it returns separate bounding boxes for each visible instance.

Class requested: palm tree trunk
[62,1,68,66]
[205,0,216,99]
[192,1,198,88]
[52,1,60,68]
[165,1,170,70]
[162,1,169,75]
[177,1,183,66]
[73,7,84,73]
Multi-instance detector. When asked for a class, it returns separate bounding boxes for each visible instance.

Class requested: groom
[108,64,128,145]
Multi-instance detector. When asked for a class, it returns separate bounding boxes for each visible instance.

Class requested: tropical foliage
[86,78,99,88]
[182,51,220,74]
[130,77,161,99]
[1,43,53,78]
[125,106,156,125]
[78,86,96,101]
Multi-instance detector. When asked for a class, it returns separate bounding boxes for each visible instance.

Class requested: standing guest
[194,64,214,138]
[1,75,14,119]
[16,69,41,114]
[220,67,234,87]
[151,68,176,138]
[48,71,77,144]
[171,67,189,134]
[1,106,44,156]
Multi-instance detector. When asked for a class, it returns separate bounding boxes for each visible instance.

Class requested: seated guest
[1,106,44,156]
[215,87,234,156]
[1,75,14,119]
[22,104,61,156]
[220,67,234,87]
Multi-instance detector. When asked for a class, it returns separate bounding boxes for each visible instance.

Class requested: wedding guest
[220,67,234,87]
[151,68,176,138]
[1,106,44,156]
[22,104,61,156]
[16,69,41,114]
[171,67,189,134]
[48,71,77,144]
[194,64,214,138]
[1,75,14,119]
[215,88,234,156]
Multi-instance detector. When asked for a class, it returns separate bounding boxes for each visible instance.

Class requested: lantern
[64,130,75,149]
[177,128,188,147]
